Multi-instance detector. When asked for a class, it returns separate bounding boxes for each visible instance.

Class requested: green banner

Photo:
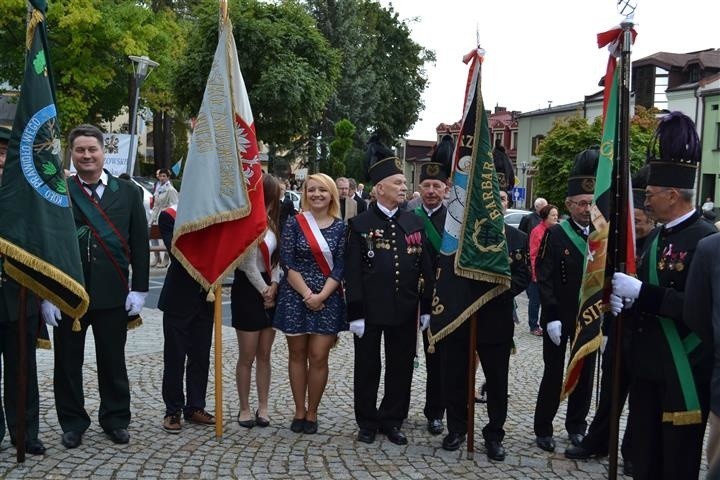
[0,0,89,319]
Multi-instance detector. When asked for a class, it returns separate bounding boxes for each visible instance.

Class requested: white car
[504,208,530,229]
[285,190,301,211]
[131,176,154,224]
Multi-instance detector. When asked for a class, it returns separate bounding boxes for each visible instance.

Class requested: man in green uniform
[43,124,149,449]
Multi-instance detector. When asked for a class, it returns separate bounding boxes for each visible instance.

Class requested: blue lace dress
[273,216,347,335]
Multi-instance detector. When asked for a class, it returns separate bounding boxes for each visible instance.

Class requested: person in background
[701,196,714,213]
[336,177,365,223]
[357,182,370,201]
[279,181,296,233]
[158,203,215,434]
[528,204,559,336]
[519,197,548,334]
[273,173,347,435]
[45,124,149,449]
[348,178,367,211]
[533,147,598,454]
[150,168,178,268]
[232,175,282,429]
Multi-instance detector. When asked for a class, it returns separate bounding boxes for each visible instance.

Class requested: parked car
[504,208,530,229]
[285,190,301,212]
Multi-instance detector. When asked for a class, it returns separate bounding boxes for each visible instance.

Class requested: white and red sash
[295,212,334,277]
[258,235,272,274]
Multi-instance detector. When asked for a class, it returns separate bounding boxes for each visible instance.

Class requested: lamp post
[126,55,159,175]
[520,160,528,209]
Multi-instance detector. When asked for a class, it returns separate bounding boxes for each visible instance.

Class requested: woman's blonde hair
[301,173,340,219]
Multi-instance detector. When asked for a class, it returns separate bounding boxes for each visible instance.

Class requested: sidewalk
[0,296,703,479]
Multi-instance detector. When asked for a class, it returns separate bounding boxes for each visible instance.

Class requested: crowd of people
[2,111,720,479]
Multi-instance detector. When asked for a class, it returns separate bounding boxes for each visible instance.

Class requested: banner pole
[466,312,477,458]
[608,19,634,480]
[214,285,223,441]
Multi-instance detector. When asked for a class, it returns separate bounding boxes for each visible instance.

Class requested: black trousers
[441,319,511,442]
[0,319,40,443]
[161,307,213,416]
[580,332,632,459]
[54,306,130,434]
[533,331,596,437]
[422,329,444,421]
[629,377,708,480]
[354,319,416,431]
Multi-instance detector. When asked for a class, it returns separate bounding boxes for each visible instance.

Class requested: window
[716,123,720,150]
[511,131,518,150]
[531,135,545,156]
[494,132,503,147]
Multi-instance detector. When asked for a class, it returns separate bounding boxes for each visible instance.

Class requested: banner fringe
[561,333,603,401]
[0,239,89,320]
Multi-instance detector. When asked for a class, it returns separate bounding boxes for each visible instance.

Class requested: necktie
[84,182,101,202]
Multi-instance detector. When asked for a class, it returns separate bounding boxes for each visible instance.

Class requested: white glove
[419,314,430,331]
[609,293,624,316]
[349,319,365,338]
[41,300,62,327]
[125,291,148,316]
[546,320,562,346]
[612,272,642,300]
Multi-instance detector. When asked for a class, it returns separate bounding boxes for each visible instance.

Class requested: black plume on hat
[647,111,699,189]
[632,164,650,208]
[421,134,453,183]
[365,135,402,184]
[567,146,599,196]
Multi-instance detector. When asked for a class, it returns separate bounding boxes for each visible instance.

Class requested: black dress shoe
[11,438,46,455]
[383,426,407,445]
[61,431,82,449]
[357,428,376,444]
[536,435,555,452]
[427,418,444,435]
[564,444,607,459]
[485,440,506,461]
[290,418,304,433]
[623,460,634,477]
[303,420,318,434]
[254,410,270,428]
[107,428,129,444]
[238,412,255,429]
[442,432,465,451]
[568,433,584,447]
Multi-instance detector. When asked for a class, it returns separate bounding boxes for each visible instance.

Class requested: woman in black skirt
[232,174,282,428]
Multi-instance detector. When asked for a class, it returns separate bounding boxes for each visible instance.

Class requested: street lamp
[520,160,528,209]
[126,55,159,175]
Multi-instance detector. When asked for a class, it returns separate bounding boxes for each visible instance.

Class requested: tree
[324,118,355,178]
[534,106,658,210]
[0,0,187,136]
[306,0,435,143]
[173,0,340,154]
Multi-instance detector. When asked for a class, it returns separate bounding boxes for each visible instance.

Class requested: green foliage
[306,0,434,142]
[324,118,355,178]
[174,0,340,149]
[534,106,658,211]
[0,0,188,135]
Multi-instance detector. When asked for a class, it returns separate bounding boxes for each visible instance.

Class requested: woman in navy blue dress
[274,173,347,434]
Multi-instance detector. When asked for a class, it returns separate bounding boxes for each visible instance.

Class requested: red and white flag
[171,16,266,290]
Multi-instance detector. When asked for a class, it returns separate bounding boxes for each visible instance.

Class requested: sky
[380,0,720,140]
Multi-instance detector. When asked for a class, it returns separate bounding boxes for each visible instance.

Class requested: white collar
[376,201,398,218]
[663,208,696,229]
[77,170,108,186]
[423,204,442,216]
[572,219,590,235]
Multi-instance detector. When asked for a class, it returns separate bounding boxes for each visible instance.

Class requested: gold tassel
[72,317,81,332]
[427,344,435,354]
[206,289,215,302]
[37,338,52,350]
[127,315,143,330]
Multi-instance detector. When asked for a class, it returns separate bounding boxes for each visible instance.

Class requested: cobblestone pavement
[0,295,708,479]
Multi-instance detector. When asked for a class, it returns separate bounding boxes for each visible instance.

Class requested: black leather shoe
[536,436,555,452]
[290,418,305,433]
[237,412,255,429]
[383,426,407,445]
[427,418,444,435]
[357,428,376,444]
[254,410,270,428]
[485,440,506,461]
[11,438,46,455]
[442,432,465,451]
[61,431,82,449]
[564,444,607,459]
[568,433,584,447]
[303,420,318,434]
[623,460,634,477]
[107,428,129,444]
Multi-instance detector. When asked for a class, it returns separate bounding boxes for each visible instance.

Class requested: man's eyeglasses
[568,200,593,208]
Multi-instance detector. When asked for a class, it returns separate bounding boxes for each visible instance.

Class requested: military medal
[658,259,666,270]
[675,262,684,272]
